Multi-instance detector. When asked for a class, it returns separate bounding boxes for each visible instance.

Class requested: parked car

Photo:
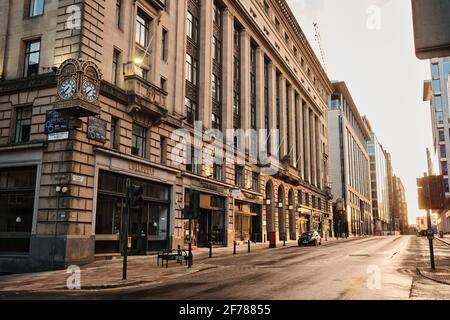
[298,231,322,246]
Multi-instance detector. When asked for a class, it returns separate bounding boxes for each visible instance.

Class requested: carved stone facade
[0,0,333,273]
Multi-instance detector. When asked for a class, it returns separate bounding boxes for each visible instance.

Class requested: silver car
[298,231,322,246]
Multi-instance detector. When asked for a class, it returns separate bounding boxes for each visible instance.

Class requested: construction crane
[313,22,327,73]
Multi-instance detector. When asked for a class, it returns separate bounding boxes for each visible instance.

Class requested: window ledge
[0,141,46,152]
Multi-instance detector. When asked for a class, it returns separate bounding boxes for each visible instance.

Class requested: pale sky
[286,0,432,224]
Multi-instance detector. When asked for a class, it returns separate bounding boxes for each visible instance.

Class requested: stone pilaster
[222,9,234,132]
[199,0,213,128]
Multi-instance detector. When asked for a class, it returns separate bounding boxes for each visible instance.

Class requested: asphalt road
[2,236,450,300]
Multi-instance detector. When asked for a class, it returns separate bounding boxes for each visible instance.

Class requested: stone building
[423,57,450,234]
[363,117,391,235]
[391,175,408,234]
[328,81,372,237]
[0,0,332,273]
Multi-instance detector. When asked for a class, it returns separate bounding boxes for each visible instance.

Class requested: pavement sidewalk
[416,236,450,285]
[0,236,363,293]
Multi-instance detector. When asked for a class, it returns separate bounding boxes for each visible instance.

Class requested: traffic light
[182,190,200,219]
[417,175,445,210]
[127,185,144,208]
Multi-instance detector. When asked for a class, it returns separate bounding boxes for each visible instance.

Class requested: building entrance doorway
[197,209,225,247]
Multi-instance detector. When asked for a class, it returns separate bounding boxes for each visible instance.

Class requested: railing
[124,75,167,109]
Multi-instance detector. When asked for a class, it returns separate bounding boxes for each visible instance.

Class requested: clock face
[82,80,98,102]
[59,79,76,100]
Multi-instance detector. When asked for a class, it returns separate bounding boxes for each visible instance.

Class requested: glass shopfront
[234,201,262,242]
[298,213,311,235]
[95,170,171,254]
[185,190,226,247]
[0,166,37,253]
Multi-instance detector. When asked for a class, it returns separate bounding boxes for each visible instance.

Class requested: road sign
[427,229,435,240]
[417,175,445,210]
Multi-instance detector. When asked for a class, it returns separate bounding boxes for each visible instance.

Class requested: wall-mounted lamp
[265,199,271,205]
[278,202,283,208]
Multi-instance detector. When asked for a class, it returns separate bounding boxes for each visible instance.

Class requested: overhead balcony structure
[124,74,168,125]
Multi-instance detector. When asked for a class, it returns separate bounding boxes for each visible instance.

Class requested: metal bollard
[248,240,251,253]
[233,241,236,255]
[209,242,212,258]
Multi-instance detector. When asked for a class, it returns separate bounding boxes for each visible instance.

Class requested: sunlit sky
[286,0,432,224]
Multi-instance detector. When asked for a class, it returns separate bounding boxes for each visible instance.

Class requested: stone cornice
[0,73,56,95]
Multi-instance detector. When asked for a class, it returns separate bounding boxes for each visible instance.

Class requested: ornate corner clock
[53,59,102,118]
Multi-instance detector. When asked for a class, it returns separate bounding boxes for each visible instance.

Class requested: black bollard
[248,240,251,253]
[209,242,212,258]
[233,241,236,255]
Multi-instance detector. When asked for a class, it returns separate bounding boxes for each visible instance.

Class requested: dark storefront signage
[45,110,69,133]
[45,110,69,141]
[87,116,107,143]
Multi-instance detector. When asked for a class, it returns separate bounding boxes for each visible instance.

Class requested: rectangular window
[305,193,310,206]
[185,54,198,85]
[29,0,44,17]
[436,111,444,126]
[132,124,147,158]
[235,166,244,187]
[213,3,222,27]
[24,39,40,77]
[212,113,221,130]
[440,145,447,158]
[442,161,448,175]
[135,66,148,81]
[445,178,449,193]
[162,28,168,61]
[136,11,150,47]
[435,95,443,112]
[185,97,197,125]
[186,11,198,43]
[264,0,270,14]
[110,117,119,150]
[212,74,221,102]
[213,36,222,63]
[432,63,439,79]
[115,0,121,27]
[187,146,202,174]
[298,191,303,205]
[160,77,167,91]
[433,79,441,94]
[112,49,120,86]
[439,130,445,142]
[213,163,223,181]
[252,172,260,192]
[15,106,32,143]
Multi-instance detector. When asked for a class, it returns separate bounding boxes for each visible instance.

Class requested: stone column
[279,76,287,158]
[268,62,277,139]
[288,86,296,167]
[222,9,234,132]
[315,115,321,188]
[199,0,213,129]
[297,95,304,178]
[310,110,317,187]
[240,30,251,134]
[255,48,265,131]
[304,105,311,183]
